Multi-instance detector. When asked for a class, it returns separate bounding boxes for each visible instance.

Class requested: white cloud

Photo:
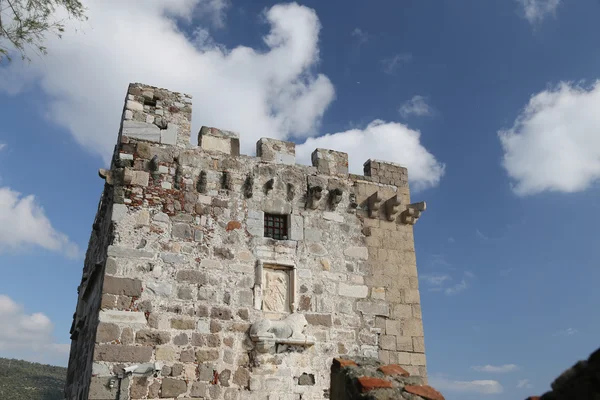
[429,377,503,394]
[0,1,335,163]
[0,295,70,366]
[473,364,519,373]
[0,1,443,191]
[382,53,413,74]
[296,120,445,191]
[399,95,434,118]
[0,187,79,258]
[517,379,534,389]
[476,229,489,240]
[0,143,6,151]
[351,28,369,46]
[517,0,561,25]
[421,273,451,286]
[554,327,578,336]
[499,81,600,196]
[444,279,468,295]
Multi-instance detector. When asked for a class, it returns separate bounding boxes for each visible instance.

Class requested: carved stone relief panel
[254,261,296,317]
[263,267,290,313]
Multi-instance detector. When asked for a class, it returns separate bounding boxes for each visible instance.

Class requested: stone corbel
[249,313,316,353]
[328,188,343,209]
[384,194,402,221]
[401,201,426,225]
[307,176,326,210]
[367,192,382,218]
[244,174,254,198]
[197,171,207,193]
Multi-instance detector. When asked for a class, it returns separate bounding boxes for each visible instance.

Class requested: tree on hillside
[0,0,87,62]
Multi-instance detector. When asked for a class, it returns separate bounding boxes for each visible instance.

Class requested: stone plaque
[262,266,291,313]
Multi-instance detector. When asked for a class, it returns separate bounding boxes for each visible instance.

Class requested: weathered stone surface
[357,301,389,317]
[171,318,196,330]
[196,349,220,363]
[305,313,333,327]
[339,283,369,298]
[130,377,148,399]
[96,322,120,343]
[98,310,147,327]
[135,330,170,345]
[145,281,173,297]
[176,270,207,284]
[94,345,152,362]
[161,378,187,398]
[122,120,161,142]
[233,367,250,388]
[103,276,142,297]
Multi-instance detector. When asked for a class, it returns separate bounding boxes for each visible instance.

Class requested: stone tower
[65,83,428,400]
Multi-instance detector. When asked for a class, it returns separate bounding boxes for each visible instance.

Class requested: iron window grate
[264,213,288,240]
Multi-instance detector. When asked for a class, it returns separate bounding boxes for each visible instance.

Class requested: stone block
[233,367,250,388]
[410,353,427,366]
[94,344,152,362]
[106,246,154,259]
[145,281,173,297]
[135,330,170,345]
[380,335,396,350]
[344,246,369,260]
[401,318,425,337]
[96,322,120,343]
[304,227,322,242]
[171,318,196,330]
[198,126,240,155]
[172,223,192,240]
[323,211,344,223]
[89,376,128,399]
[413,336,425,353]
[196,349,220,363]
[311,148,348,176]
[161,123,178,145]
[256,138,296,165]
[99,310,147,327]
[103,276,142,297]
[397,336,414,351]
[385,320,402,336]
[130,376,149,399]
[338,283,369,298]
[289,215,304,240]
[357,301,389,317]
[122,120,161,142]
[161,378,187,398]
[191,381,208,397]
[176,270,207,285]
[155,346,178,361]
[111,204,128,222]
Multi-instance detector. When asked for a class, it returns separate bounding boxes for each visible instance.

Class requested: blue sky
[1,0,600,398]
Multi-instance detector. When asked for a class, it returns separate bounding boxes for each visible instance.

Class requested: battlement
[65,83,429,400]
[120,83,411,189]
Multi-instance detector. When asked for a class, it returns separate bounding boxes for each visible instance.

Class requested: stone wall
[525,347,600,400]
[65,83,429,400]
[330,357,443,400]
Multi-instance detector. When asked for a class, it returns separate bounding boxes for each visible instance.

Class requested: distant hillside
[0,358,66,400]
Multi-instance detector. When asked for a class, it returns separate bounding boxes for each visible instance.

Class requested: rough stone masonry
[64,83,429,400]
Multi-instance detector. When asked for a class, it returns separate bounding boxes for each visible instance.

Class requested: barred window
[264,214,288,240]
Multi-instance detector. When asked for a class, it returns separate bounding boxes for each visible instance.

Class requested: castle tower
[65,83,428,400]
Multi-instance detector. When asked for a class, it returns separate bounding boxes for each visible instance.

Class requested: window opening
[264,213,288,240]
